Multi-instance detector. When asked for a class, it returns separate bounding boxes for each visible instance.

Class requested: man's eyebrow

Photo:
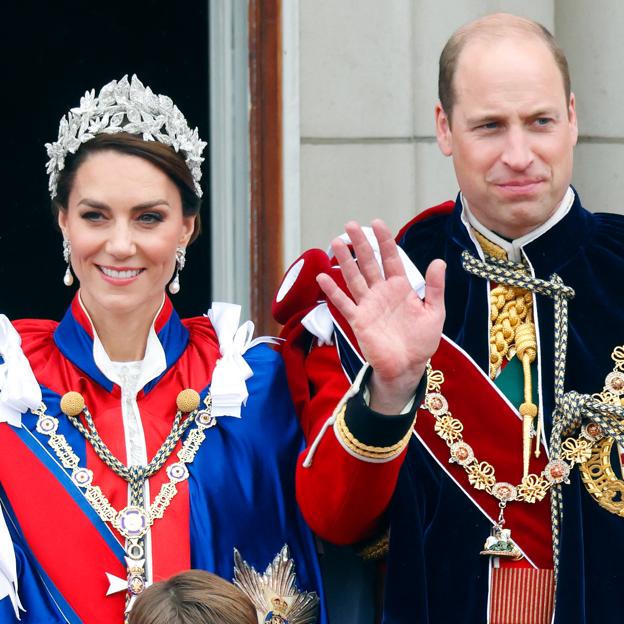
[527,109,562,119]
[464,113,502,126]
[464,108,562,126]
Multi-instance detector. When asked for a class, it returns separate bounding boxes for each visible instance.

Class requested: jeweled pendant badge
[234,545,319,624]
[480,524,523,559]
[480,498,522,560]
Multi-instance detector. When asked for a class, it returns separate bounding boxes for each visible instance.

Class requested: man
[275,13,624,624]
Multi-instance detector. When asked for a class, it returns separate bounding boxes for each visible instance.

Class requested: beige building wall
[556,1,624,214]
[292,0,620,259]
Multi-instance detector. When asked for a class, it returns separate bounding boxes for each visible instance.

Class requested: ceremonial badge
[234,545,319,624]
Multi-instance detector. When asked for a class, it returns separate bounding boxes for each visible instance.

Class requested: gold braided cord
[334,404,415,460]
[472,231,536,381]
[472,230,540,475]
[473,230,508,261]
[489,287,531,374]
[461,249,576,591]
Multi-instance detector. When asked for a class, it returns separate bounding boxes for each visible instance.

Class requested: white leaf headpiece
[45,74,207,198]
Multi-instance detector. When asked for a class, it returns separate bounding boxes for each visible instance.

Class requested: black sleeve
[343,367,425,447]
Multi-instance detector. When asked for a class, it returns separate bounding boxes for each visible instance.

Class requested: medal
[480,503,522,559]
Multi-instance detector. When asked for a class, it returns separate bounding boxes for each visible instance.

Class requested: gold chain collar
[423,363,603,558]
[31,390,214,614]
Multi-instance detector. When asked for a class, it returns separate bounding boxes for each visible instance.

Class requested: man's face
[435,36,578,239]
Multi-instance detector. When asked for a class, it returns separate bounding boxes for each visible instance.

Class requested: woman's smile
[97,265,145,283]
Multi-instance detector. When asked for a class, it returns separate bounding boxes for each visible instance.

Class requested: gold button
[60,391,85,417]
[176,389,200,413]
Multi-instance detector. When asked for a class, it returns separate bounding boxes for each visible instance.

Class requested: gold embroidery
[335,403,415,460]
[578,344,624,516]
[579,438,624,517]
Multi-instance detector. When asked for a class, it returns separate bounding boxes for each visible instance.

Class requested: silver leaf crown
[45,74,207,199]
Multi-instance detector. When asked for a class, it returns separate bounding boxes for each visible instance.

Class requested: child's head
[128,570,258,624]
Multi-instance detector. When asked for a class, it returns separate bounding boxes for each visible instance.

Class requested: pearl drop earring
[63,239,74,286]
[168,247,186,294]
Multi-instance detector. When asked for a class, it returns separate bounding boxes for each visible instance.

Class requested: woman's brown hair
[128,570,257,624]
[52,132,202,243]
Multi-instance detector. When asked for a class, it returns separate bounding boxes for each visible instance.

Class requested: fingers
[344,221,384,286]
[330,220,385,303]
[330,236,369,303]
[329,219,422,309]
[316,272,356,321]
[423,259,446,313]
[370,219,407,280]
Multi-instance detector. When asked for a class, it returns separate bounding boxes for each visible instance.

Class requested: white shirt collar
[461,187,575,263]
[78,295,167,393]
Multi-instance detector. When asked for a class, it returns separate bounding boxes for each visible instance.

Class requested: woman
[0,75,322,624]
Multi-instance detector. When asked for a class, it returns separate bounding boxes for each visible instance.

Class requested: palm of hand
[347,272,444,384]
[317,220,445,411]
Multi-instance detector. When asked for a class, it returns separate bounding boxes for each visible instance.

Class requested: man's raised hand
[317,219,446,414]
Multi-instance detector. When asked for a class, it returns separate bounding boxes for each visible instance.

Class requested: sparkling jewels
[543,459,571,484]
[449,441,474,466]
[62,239,74,286]
[492,481,518,502]
[581,421,604,442]
[605,371,624,394]
[425,392,448,416]
[46,75,206,199]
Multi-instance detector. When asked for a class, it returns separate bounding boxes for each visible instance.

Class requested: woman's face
[58,150,195,320]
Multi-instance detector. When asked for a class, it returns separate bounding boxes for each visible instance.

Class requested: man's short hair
[438,14,571,121]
